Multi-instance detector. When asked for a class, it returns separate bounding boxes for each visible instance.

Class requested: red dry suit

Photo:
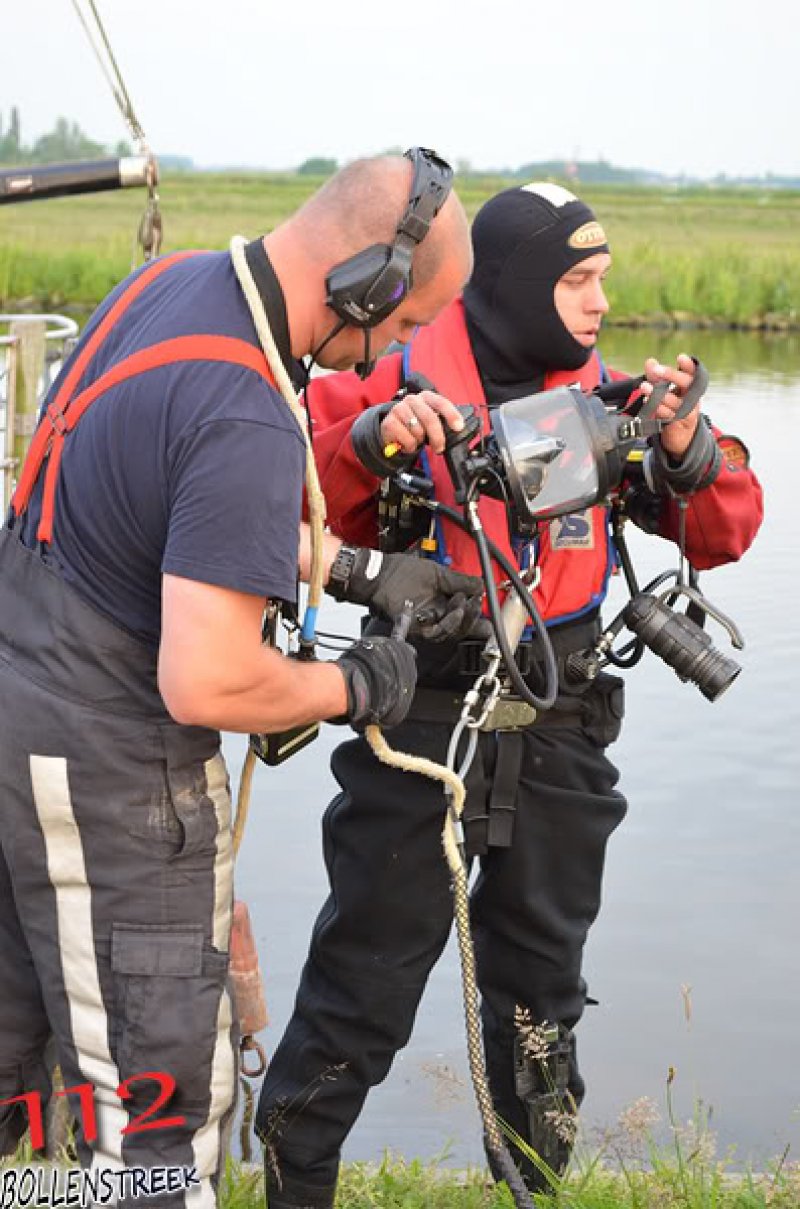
[309,298,763,624]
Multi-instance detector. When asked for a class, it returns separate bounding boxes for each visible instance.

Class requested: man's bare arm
[159,573,347,732]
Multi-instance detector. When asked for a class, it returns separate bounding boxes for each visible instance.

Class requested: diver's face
[553,252,612,348]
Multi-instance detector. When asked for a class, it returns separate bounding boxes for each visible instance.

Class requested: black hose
[423,497,559,711]
[470,501,558,711]
[604,636,644,669]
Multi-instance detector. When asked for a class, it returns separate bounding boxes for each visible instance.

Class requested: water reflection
[227,334,798,1169]
[600,325,800,383]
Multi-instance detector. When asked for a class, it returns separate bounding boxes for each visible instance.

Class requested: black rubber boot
[483,1018,580,1195]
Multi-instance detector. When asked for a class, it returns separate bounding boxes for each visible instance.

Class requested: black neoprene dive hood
[463,182,610,403]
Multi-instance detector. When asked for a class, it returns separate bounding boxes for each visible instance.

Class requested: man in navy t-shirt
[20,248,307,646]
[0,152,479,1205]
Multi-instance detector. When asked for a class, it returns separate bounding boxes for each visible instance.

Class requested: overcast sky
[2,0,798,179]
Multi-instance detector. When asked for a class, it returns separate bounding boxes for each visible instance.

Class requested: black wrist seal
[647,415,722,495]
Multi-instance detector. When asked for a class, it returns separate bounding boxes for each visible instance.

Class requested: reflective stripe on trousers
[0,527,238,1207]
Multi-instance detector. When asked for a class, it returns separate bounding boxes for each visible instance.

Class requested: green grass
[6,1152,800,1209]
[214,1145,800,1209]
[6,1106,800,1209]
[1,173,798,327]
[224,1066,800,1207]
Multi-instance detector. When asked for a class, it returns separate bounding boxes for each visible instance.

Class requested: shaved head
[293,155,471,291]
[264,153,472,363]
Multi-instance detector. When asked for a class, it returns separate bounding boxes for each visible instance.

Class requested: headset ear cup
[362,243,413,321]
[325,244,414,329]
[325,244,394,328]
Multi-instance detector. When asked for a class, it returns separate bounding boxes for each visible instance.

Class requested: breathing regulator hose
[464,484,557,711]
[422,495,559,711]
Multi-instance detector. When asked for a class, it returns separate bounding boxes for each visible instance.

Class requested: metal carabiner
[460,666,502,730]
[137,154,163,262]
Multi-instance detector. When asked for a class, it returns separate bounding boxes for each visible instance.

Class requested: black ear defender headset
[321,146,454,378]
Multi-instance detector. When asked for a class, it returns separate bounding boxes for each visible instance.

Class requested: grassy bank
[8,1081,799,1209]
[222,1142,800,1208]
[7,1151,797,1209]
[224,1089,800,1208]
[223,1164,800,1209]
[1,174,798,328]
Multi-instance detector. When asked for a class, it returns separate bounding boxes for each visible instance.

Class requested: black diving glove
[647,414,723,495]
[335,636,417,730]
[326,544,486,643]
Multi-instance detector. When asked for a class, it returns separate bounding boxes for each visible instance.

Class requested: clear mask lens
[491,386,607,522]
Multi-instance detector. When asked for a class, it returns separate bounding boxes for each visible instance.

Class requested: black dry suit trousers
[256,678,627,1197]
[0,528,238,1208]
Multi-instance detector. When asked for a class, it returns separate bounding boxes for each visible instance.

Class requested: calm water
[231,331,797,1166]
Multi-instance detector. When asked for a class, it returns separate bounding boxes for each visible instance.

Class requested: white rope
[227,236,328,858]
[365,724,504,1153]
[229,235,326,615]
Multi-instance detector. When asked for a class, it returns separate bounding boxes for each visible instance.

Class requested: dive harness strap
[406,687,585,858]
[406,685,584,729]
[486,731,524,849]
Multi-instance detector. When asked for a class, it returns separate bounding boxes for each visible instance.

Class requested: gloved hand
[416,590,492,643]
[326,545,486,643]
[335,636,417,730]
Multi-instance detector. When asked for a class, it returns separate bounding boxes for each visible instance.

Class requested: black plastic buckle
[457,640,533,679]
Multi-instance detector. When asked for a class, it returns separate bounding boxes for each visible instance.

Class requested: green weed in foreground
[215,1138,800,1209]
[222,1070,800,1209]
[1,175,798,327]
[5,1124,800,1209]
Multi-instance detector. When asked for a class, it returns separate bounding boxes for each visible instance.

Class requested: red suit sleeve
[304,354,403,546]
[607,365,764,569]
[657,428,764,569]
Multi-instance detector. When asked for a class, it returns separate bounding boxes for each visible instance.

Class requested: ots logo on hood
[568,221,607,250]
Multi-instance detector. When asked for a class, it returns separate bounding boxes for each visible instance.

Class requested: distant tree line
[0,106,131,166]
[297,157,338,176]
[295,155,663,184]
[295,153,800,190]
[5,121,796,189]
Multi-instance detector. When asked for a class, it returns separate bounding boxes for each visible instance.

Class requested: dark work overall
[257,618,628,1205]
[0,253,276,1206]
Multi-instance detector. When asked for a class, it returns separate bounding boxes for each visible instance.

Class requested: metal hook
[240,1035,268,1080]
[656,582,745,650]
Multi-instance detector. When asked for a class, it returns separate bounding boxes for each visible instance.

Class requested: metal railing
[0,314,79,511]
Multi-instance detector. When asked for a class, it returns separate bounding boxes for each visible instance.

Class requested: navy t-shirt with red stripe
[18,251,306,647]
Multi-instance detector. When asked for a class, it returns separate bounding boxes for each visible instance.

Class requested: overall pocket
[111,922,232,1113]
